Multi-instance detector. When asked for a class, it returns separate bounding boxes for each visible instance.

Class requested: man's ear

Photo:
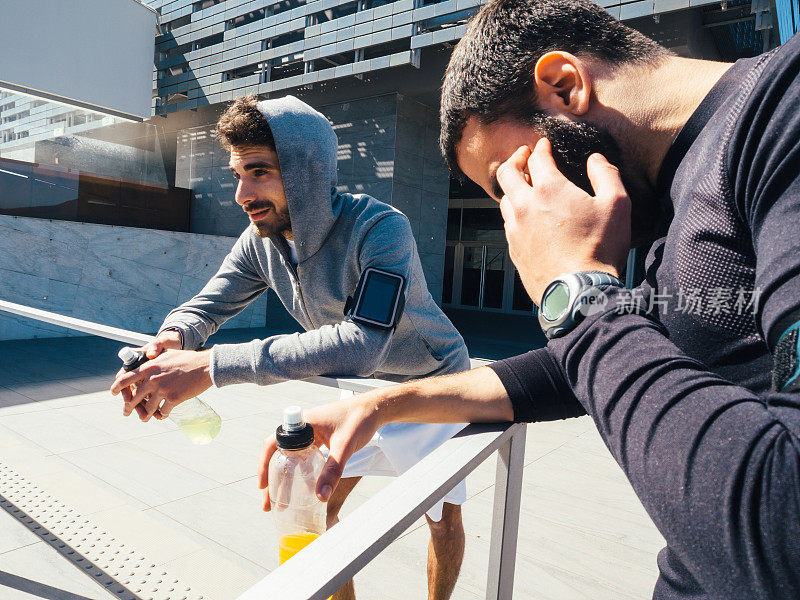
[533,51,592,117]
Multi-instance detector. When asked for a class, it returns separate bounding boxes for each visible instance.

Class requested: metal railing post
[486,422,526,600]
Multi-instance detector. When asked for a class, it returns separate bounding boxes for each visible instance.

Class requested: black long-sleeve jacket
[489,34,800,600]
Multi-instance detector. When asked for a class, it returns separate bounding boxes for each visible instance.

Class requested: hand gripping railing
[0,298,527,600]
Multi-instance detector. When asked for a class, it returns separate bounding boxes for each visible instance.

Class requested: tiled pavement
[0,331,665,600]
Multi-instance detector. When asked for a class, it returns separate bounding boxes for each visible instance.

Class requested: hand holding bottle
[113,346,222,444]
[112,330,183,416]
[142,329,183,359]
[269,406,327,564]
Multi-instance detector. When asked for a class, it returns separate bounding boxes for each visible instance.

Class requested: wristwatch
[538,271,624,339]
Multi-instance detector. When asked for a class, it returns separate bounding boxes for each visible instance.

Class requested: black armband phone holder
[344,267,406,330]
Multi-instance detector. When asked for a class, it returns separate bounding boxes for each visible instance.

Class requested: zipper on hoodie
[279,237,317,330]
[294,266,317,329]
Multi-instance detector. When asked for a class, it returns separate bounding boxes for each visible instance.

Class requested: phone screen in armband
[351,268,406,329]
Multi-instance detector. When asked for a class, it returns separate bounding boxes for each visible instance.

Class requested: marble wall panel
[392,95,450,304]
[393,149,425,188]
[78,253,182,306]
[419,252,445,287]
[89,228,192,275]
[71,285,177,336]
[390,182,422,224]
[0,313,70,341]
[0,215,268,341]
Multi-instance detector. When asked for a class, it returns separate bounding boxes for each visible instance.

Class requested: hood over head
[255,95,341,261]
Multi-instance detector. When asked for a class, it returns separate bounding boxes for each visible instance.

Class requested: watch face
[542,282,570,321]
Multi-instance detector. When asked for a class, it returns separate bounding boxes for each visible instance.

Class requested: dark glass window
[193,0,222,12]
[483,249,505,309]
[162,14,191,32]
[0,157,190,232]
[270,56,305,81]
[363,0,396,8]
[442,245,455,304]
[512,270,534,312]
[263,29,304,50]
[309,1,358,24]
[446,208,461,241]
[226,8,266,30]
[362,39,410,61]
[269,0,305,17]
[460,246,482,307]
[461,207,505,242]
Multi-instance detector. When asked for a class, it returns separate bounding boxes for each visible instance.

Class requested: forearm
[211,322,392,387]
[161,242,268,350]
[549,287,800,598]
[367,366,514,426]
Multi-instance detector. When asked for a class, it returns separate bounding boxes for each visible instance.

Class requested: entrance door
[443,197,537,316]
[443,241,536,315]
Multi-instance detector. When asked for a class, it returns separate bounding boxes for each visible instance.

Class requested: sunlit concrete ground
[0,330,665,600]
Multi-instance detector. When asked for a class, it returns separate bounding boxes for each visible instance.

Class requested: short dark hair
[216,95,276,151]
[440,0,669,178]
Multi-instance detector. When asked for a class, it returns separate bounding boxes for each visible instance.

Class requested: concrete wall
[177,92,450,301]
[0,215,266,341]
[393,94,450,303]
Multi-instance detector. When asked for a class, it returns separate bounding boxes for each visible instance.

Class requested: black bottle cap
[276,422,315,450]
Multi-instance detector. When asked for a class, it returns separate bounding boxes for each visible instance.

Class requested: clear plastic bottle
[269,406,327,565]
[117,346,222,444]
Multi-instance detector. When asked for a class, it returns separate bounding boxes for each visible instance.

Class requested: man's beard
[525,115,660,248]
[247,200,292,238]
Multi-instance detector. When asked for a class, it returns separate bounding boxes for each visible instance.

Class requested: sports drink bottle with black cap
[268,405,327,565]
[117,346,222,444]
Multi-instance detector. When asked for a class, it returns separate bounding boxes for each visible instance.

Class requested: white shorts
[324,389,468,522]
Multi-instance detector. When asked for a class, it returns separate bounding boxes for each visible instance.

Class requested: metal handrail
[237,422,526,600]
[0,298,526,599]
[0,299,392,394]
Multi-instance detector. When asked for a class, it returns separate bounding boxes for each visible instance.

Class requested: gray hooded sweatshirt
[159,96,469,386]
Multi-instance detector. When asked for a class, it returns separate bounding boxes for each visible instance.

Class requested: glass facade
[0,87,192,232]
[443,197,536,316]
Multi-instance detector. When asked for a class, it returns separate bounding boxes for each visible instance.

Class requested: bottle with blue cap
[269,405,327,565]
[117,346,222,444]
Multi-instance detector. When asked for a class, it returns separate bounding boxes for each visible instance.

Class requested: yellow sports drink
[278,532,320,564]
[168,401,222,444]
[269,406,327,566]
[118,347,222,444]
[279,531,332,599]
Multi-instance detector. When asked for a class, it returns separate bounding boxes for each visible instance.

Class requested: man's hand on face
[110,348,213,422]
[497,138,631,304]
[257,391,384,511]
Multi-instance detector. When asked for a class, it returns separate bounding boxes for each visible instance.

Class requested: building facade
[141,0,788,340]
[1,0,797,344]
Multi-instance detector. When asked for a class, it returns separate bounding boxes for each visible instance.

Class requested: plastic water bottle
[117,347,222,444]
[269,406,327,565]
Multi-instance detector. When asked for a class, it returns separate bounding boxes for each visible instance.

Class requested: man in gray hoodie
[110,95,469,600]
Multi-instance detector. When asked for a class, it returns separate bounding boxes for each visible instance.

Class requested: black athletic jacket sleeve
[488,38,800,600]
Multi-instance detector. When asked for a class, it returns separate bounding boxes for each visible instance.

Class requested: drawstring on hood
[256,96,342,263]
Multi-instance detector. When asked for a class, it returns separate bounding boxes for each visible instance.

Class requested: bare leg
[425,503,465,600]
[327,476,362,600]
